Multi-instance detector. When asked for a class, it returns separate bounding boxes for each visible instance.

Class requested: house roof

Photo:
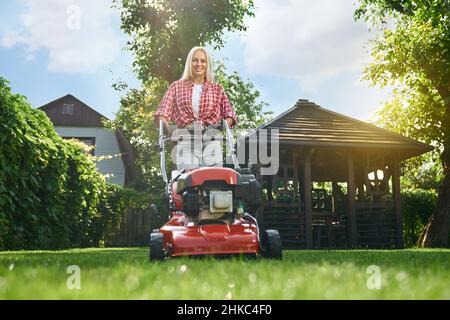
[38,94,108,127]
[38,94,138,185]
[247,99,433,160]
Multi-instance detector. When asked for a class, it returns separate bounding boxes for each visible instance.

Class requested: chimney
[295,99,309,106]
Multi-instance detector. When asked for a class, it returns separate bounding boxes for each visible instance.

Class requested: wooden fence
[110,208,154,247]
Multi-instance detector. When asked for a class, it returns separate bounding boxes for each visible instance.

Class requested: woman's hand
[155,116,169,129]
[225,117,234,128]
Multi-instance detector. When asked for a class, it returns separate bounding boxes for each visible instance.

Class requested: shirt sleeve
[155,82,176,122]
[219,85,238,128]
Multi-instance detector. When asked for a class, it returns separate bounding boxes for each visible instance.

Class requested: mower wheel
[149,232,165,261]
[262,229,282,259]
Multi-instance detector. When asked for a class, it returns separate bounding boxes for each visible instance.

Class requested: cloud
[242,0,373,91]
[1,0,122,73]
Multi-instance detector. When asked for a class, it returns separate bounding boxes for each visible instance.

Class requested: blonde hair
[181,46,215,83]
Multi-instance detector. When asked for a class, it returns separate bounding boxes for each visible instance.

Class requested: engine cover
[209,190,233,213]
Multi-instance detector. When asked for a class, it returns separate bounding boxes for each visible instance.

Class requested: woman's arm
[219,86,237,128]
[154,83,176,129]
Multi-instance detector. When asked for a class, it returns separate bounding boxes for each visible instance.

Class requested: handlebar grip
[159,119,164,136]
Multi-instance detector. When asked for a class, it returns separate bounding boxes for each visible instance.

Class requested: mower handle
[161,135,231,143]
[158,119,241,181]
[223,119,241,170]
[159,120,168,185]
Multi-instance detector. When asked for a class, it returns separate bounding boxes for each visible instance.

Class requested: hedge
[0,78,104,248]
[0,77,154,250]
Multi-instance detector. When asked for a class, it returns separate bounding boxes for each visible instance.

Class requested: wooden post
[293,153,300,208]
[303,148,313,249]
[347,154,357,247]
[255,163,261,181]
[392,161,403,248]
[273,169,278,206]
[357,170,365,201]
[332,181,339,214]
[293,153,302,248]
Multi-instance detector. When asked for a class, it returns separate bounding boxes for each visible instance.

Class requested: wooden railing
[262,206,306,249]
[356,207,397,248]
[262,201,397,249]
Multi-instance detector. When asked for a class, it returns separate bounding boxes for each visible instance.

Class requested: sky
[0,0,391,121]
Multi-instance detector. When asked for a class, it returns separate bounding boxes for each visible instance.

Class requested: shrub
[0,77,107,249]
[401,189,437,247]
[0,77,161,250]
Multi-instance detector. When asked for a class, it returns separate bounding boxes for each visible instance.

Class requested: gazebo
[243,99,433,249]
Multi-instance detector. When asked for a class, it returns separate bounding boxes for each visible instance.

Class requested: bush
[0,77,162,250]
[0,78,107,249]
[401,189,437,248]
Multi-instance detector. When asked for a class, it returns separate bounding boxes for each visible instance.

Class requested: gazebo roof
[250,99,433,160]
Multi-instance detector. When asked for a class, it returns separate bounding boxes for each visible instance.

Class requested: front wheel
[149,232,165,261]
[261,229,282,259]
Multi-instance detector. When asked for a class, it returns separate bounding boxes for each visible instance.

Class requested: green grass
[0,248,449,299]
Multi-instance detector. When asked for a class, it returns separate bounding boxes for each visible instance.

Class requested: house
[243,99,433,249]
[38,94,138,186]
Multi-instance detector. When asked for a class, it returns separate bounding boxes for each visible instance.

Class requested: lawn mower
[149,119,282,260]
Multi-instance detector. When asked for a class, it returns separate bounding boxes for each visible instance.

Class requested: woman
[155,46,237,169]
[155,46,236,129]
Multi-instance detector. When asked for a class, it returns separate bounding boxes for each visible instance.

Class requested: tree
[355,0,450,247]
[113,0,255,83]
[106,79,167,191]
[216,61,272,129]
[110,0,271,190]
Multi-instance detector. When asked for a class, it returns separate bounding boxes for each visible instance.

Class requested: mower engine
[173,167,260,225]
[182,188,233,222]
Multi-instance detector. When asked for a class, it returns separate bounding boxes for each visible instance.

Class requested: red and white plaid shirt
[155,79,237,128]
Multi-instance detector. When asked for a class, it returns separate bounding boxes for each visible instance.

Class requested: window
[63,137,96,155]
[62,103,74,115]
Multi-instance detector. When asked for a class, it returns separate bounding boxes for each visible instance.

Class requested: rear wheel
[149,233,165,261]
[261,229,282,259]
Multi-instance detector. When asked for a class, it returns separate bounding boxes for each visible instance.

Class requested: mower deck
[159,215,259,257]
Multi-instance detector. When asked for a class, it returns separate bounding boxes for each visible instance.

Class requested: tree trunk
[419,98,450,248]
[418,159,450,247]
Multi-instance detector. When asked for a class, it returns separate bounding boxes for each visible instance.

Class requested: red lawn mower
[149,120,282,261]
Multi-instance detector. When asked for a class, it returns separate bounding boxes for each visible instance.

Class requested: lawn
[0,248,449,299]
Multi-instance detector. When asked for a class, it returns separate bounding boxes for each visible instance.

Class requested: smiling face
[191,49,207,81]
